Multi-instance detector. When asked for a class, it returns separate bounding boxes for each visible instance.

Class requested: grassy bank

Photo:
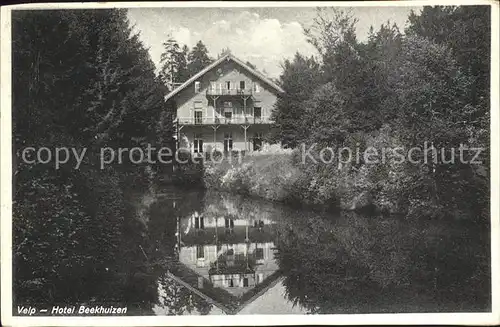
[203,138,404,213]
[204,131,489,223]
[204,144,351,212]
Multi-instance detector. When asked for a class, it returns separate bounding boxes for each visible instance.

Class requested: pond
[122,187,490,315]
[14,187,491,315]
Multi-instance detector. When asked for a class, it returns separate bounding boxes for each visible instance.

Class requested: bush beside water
[204,126,489,223]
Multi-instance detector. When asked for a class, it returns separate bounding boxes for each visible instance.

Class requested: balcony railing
[178,116,271,125]
[206,88,253,96]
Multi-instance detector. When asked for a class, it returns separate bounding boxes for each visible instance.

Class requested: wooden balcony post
[210,95,219,123]
[241,125,250,152]
[242,96,248,120]
[211,125,219,151]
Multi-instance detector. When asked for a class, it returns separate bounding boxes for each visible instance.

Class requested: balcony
[206,88,253,97]
[177,116,271,125]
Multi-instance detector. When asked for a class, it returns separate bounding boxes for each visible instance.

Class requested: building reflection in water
[154,190,490,315]
[178,212,278,297]
[160,191,283,315]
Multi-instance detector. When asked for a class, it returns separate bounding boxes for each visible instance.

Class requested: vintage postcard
[1,1,499,326]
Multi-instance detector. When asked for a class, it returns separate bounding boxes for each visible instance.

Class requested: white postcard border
[1,1,499,326]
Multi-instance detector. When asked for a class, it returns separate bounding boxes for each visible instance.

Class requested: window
[194,81,201,93]
[196,245,204,259]
[256,248,264,260]
[223,103,233,122]
[224,218,234,228]
[239,81,245,90]
[254,107,262,119]
[253,133,263,151]
[196,216,204,229]
[243,277,249,287]
[194,216,204,229]
[194,101,203,124]
[253,82,260,93]
[224,133,233,152]
[229,279,234,287]
[194,133,203,153]
[210,81,216,91]
[225,81,231,90]
[194,111,203,125]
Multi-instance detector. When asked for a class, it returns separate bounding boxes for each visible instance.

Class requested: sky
[127,6,421,78]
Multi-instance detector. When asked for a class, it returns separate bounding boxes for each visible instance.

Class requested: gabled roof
[164,53,284,101]
[168,266,283,315]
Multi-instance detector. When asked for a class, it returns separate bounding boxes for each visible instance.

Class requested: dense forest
[12,8,221,313]
[157,39,259,87]
[207,6,490,224]
[159,38,213,87]
[12,9,173,310]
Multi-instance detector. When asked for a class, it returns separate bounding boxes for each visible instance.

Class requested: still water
[114,187,489,315]
[18,187,487,315]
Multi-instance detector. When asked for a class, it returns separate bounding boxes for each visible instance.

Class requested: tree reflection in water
[15,187,488,315]
[155,189,490,314]
[156,273,213,315]
[273,210,490,313]
[147,190,215,315]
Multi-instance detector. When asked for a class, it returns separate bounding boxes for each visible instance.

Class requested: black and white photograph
[1,1,498,326]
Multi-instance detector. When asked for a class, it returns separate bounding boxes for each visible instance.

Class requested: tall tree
[178,45,190,81]
[12,8,170,306]
[187,40,213,76]
[406,6,490,108]
[304,8,372,133]
[404,5,490,203]
[159,37,190,87]
[304,8,361,87]
[218,47,232,58]
[270,53,322,147]
[355,21,403,129]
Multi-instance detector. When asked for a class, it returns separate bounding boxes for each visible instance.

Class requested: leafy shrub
[204,153,300,202]
[247,143,293,156]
